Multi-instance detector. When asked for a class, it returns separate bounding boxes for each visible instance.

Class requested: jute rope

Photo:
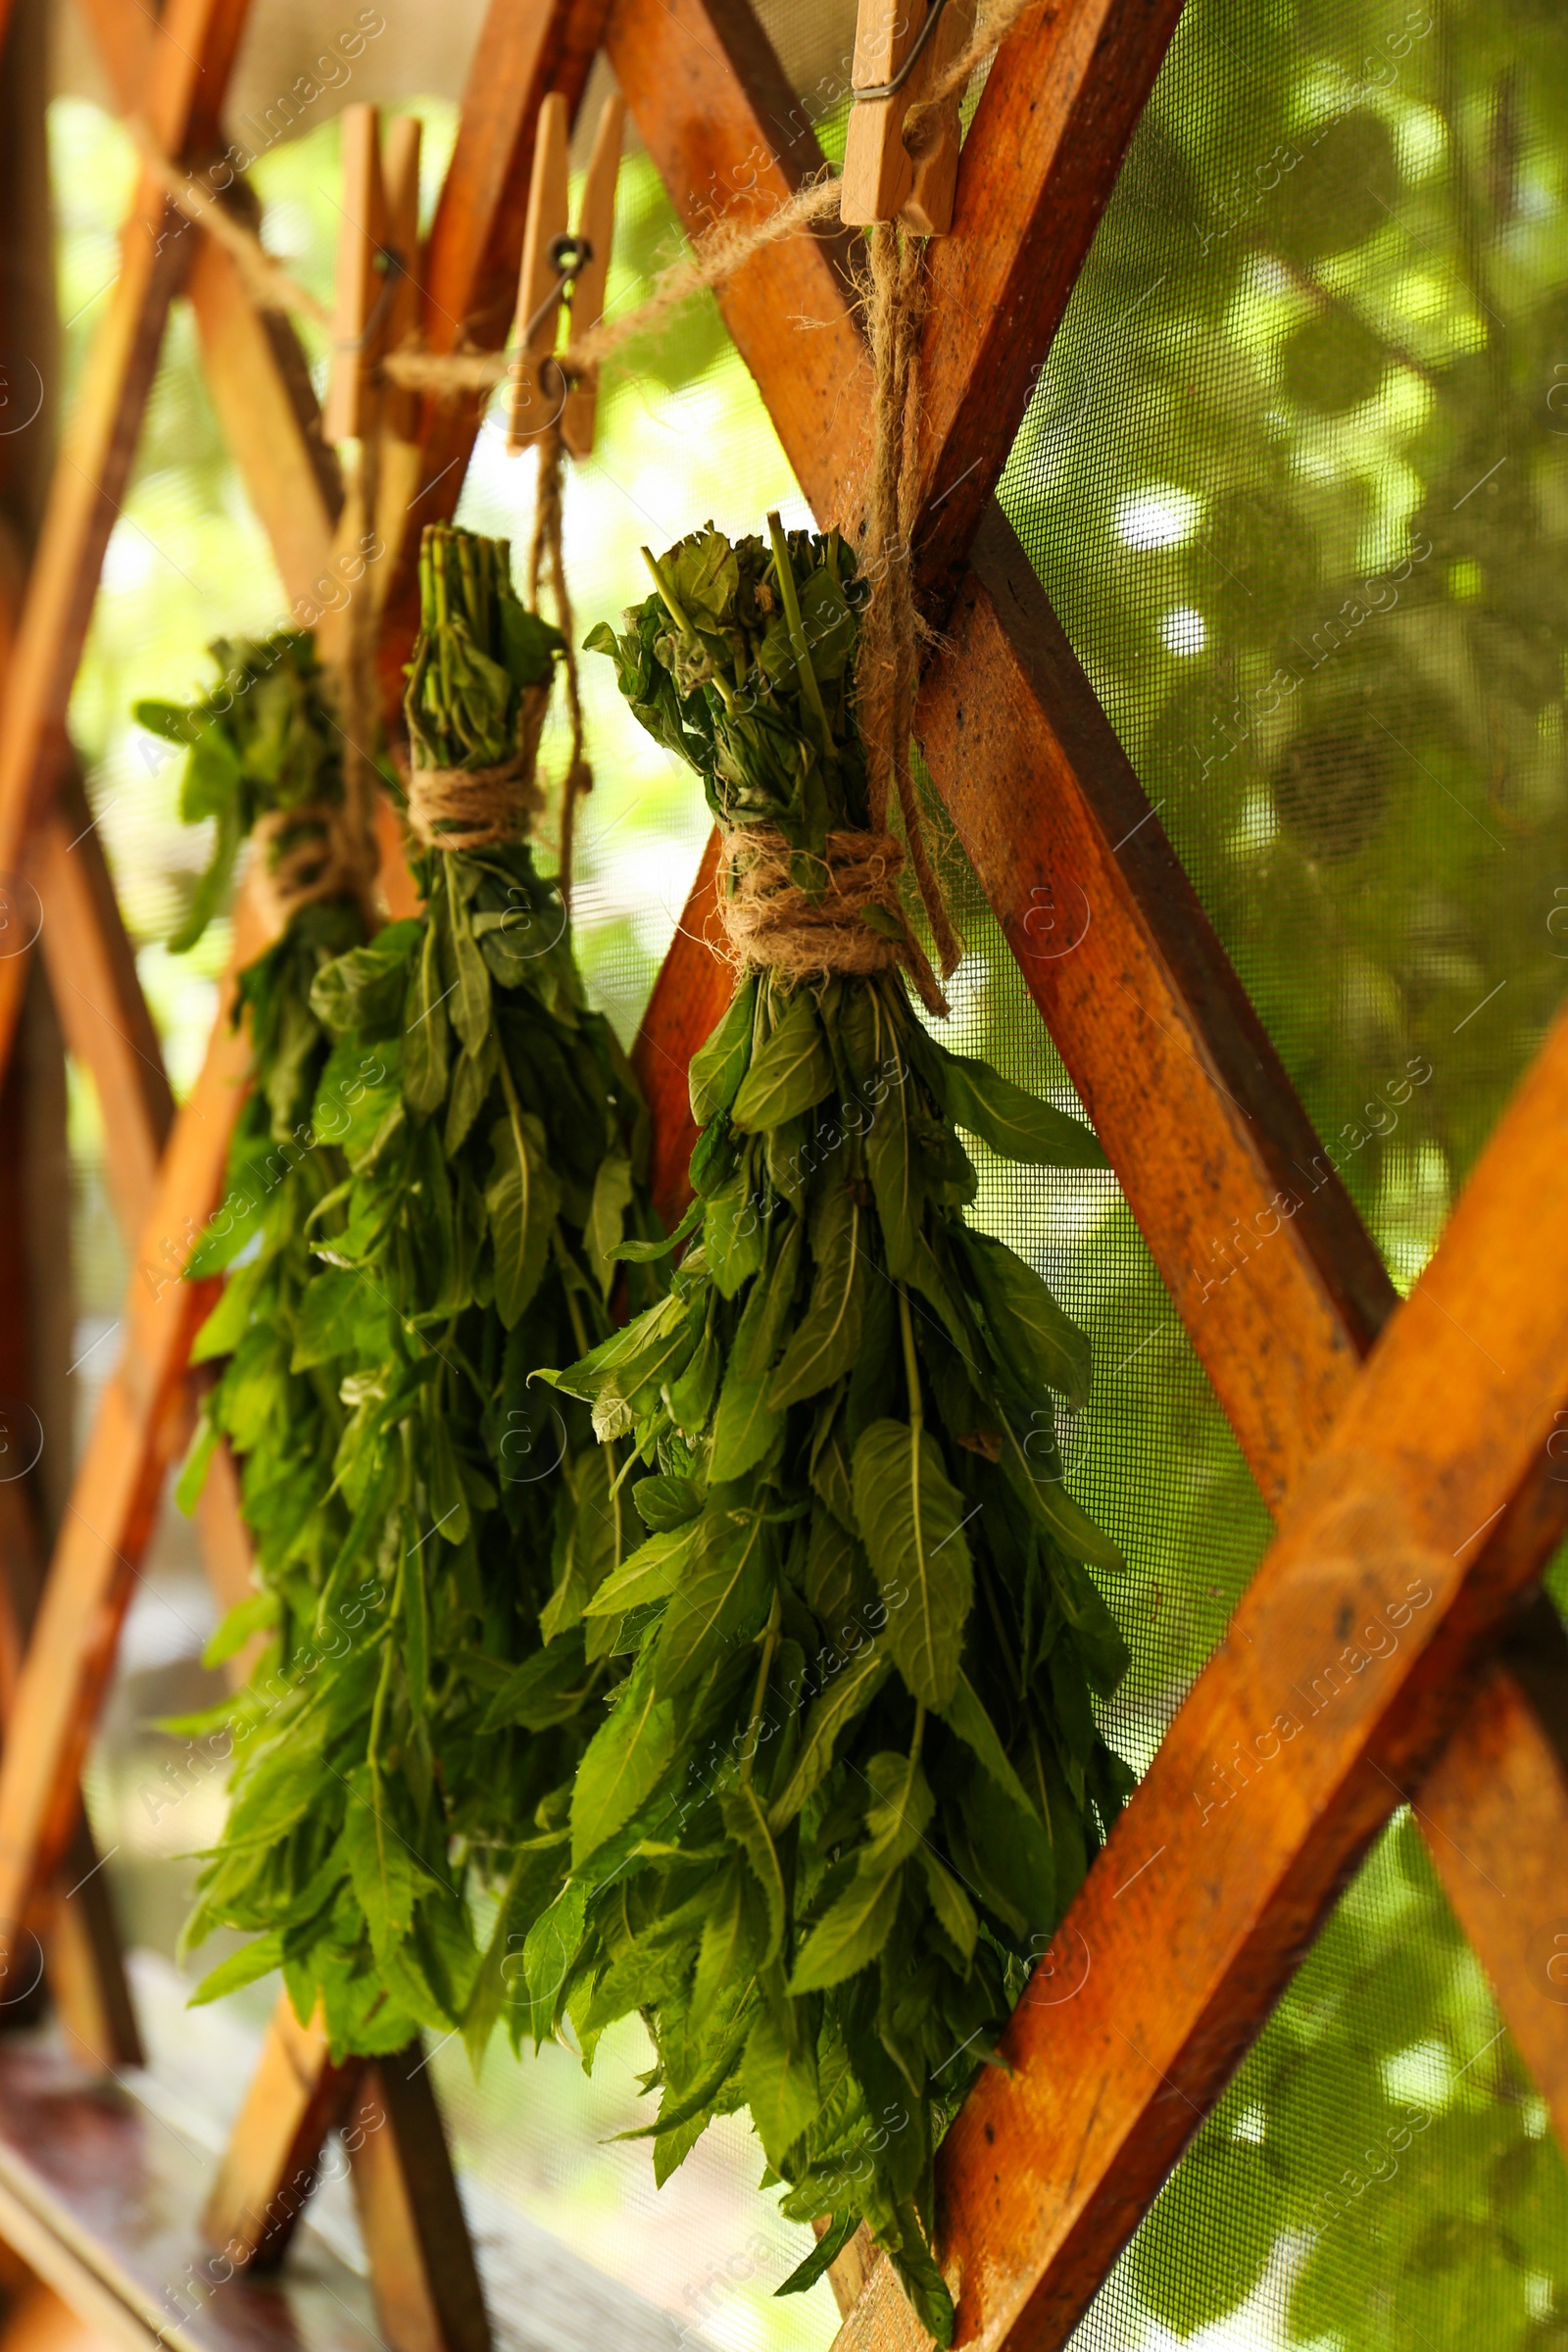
[406,702,551,853]
[847,220,961,1004]
[252,795,377,929]
[528,420,592,904]
[127,0,1041,396]
[130,119,335,332]
[715,827,948,1017]
[709,234,962,1018]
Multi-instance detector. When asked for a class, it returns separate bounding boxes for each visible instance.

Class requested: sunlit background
[49,0,1568,2345]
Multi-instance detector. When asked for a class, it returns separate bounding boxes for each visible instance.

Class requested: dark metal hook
[519,233,595,348]
[852,0,953,102]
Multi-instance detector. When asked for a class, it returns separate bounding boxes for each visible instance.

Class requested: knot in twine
[254,800,379,931]
[407,683,552,853]
[718,827,949,1018]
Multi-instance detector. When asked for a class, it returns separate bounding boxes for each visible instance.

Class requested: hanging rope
[127,0,1042,396]
[857,220,961,992]
[130,119,335,331]
[527,418,592,905]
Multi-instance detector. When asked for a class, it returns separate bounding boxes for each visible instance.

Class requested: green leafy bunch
[586,514,871,888]
[148,634,369,1631]
[179,528,661,2064]
[534,524,1134,2342]
[136,632,346,954]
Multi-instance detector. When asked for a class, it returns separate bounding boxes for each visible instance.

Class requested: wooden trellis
[0,0,1564,2348]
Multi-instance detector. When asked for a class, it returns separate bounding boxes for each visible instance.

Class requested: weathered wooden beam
[203,1993,359,2269]
[0,0,256,1078]
[0,885,261,1938]
[348,2048,491,2352]
[835,1087,1568,2348]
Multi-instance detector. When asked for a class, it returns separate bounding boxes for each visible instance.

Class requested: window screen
[987,1,1568,2342]
[59,0,1568,2346]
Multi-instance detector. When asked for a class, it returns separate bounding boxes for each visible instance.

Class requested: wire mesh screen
[972,0,1568,2340]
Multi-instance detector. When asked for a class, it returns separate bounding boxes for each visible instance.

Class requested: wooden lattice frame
[0,1,1564,2349]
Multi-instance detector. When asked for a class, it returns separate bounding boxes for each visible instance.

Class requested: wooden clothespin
[507,89,626,461]
[840,0,979,235]
[381,114,423,446]
[321,107,425,663]
[324,105,422,445]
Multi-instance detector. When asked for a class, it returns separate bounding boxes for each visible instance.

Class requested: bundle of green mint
[176,533,661,2063]
[141,633,372,1638]
[527,519,1132,2342]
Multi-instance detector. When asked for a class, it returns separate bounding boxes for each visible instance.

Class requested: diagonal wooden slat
[204,1994,359,2268]
[906,0,1188,605]
[0,0,255,1078]
[835,1075,1568,2347]
[924,512,1394,1500]
[5,0,348,2055]
[0,887,263,1938]
[606,0,1185,584]
[0,1481,141,2073]
[602,0,1568,2334]
[1416,1592,1568,2133]
[72,0,345,595]
[0,0,358,1914]
[38,767,172,1243]
[604,0,862,522]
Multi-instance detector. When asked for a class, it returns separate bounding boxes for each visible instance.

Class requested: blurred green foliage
[992,1,1568,2343]
[49,0,1568,2337]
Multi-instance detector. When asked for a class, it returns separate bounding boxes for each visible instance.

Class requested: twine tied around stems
[406,702,551,852]
[252,795,379,929]
[717,827,949,1017]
